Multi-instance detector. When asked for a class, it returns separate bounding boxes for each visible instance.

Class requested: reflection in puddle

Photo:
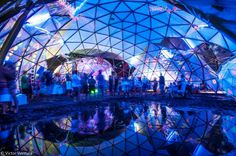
[1,101,236,155]
[54,106,114,135]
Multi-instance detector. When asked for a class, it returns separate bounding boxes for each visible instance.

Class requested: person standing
[71,71,81,102]
[81,73,89,99]
[0,64,15,114]
[27,73,33,101]
[121,76,130,97]
[114,75,119,96]
[52,73,63,96]
[88,76,96,95]
[109,71,118,96]
[136,77,143,95]
[65,73,72,96]
[159,73,165,95]
[45,69,53,96]
[32,75,40,99]
[4,61,18,113]
[153,77,158,94]
[178,74,187,96]
[21,70,31,104]
[142,76,149,94]
[112,72,118,96]
[108,75,113,96]
[96,70,105,97]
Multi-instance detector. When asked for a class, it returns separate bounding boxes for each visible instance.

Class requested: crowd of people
[167,74,192,98]
[29,69,169,99]
[1,62,205,114]
[36,70,168,99]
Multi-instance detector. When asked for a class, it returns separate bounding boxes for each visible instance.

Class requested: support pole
[0,2,34,65]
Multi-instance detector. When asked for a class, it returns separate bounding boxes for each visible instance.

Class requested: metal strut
[0,1,34,65]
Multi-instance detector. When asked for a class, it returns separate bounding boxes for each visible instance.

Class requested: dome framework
[0,0,236,92]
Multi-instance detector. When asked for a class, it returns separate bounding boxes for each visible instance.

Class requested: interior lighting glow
[212,79,217,84]
[161,49,173,58]
[230,69,236,76]
[74,0,89,16]
[57,39,64,45]
[57,0,76,18]
[182,38,196,49]
[198,24,209,28]
[13,46,18,51]
[134,122,141,132]
[33,54,37,59]
[27,13,51,26]
[130,55,141,65]
[228,89,233,95]
[34,26,51,35]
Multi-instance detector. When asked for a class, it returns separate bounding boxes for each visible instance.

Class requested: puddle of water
[1,101,236,155]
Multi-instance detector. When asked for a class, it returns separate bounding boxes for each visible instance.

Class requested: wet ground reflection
[1,101,236,155]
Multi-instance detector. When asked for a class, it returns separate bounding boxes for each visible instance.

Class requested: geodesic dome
[219,57,236,96]
[1,0,236,92]
[54,57,113,80]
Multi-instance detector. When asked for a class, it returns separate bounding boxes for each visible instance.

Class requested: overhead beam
[0,0,27,24]
[0,1,34,65]
[164,0,236,43]
[0,0,16,8]
[0,0,58,24]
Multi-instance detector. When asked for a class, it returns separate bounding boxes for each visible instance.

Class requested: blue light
[73,0,89,16]
[27,13,51,26]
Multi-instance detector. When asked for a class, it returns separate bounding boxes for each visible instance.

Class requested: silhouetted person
[121,76,130,97]
[65,73,72,96]
[72,71,81,102]
[109,75,113,95]
[4,61,17,113]
[160,105,167,124]
[159,73,165,95]
[0,64,15,114]
[21,70,32,104]
[88,76,96,95]
[81,73,89,98]
[109,71,118,96]
[153,77,158,94]
[142,76,149,94]
[45,69,53,96]
[96,70,105,97]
